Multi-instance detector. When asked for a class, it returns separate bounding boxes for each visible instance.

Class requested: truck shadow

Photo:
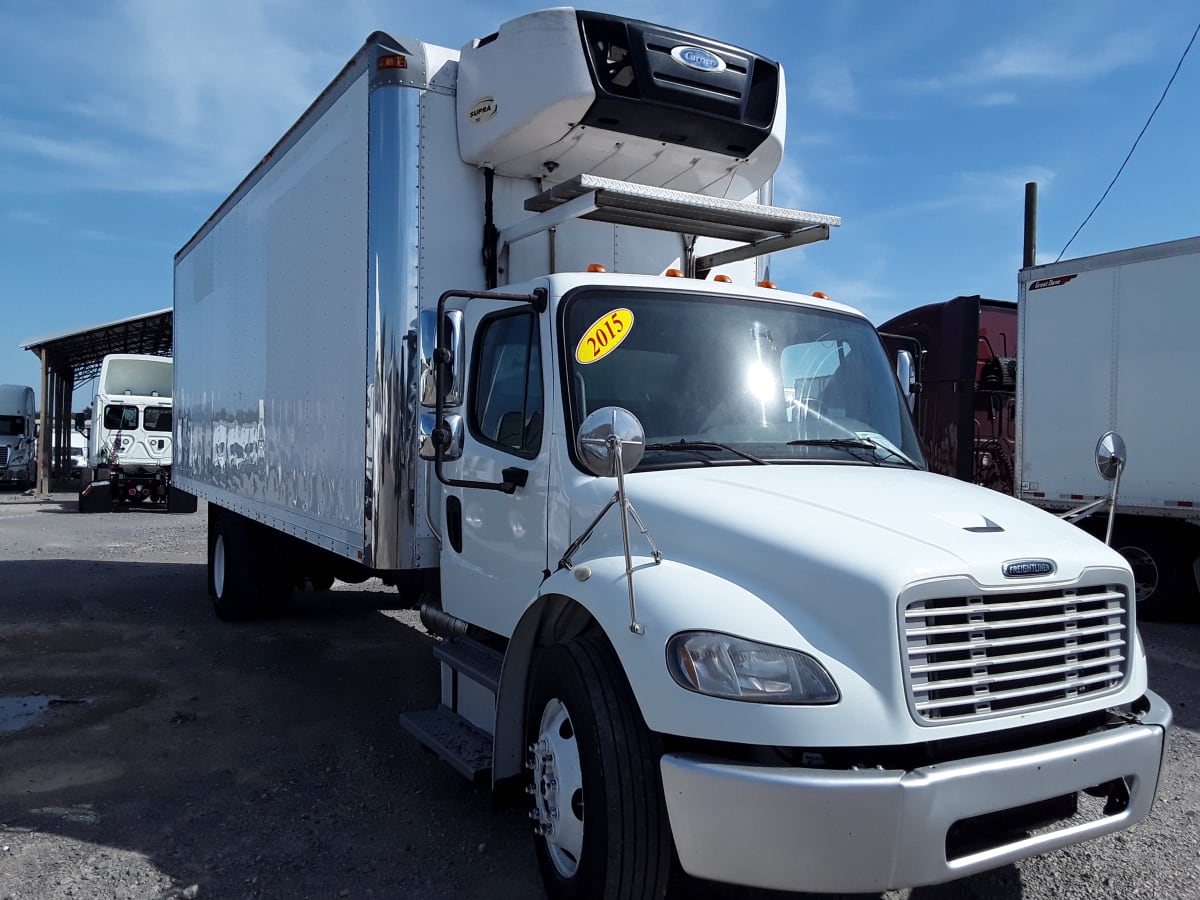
[0,557,1056,899]
[675,864,1022,899]
[0,557,541,898]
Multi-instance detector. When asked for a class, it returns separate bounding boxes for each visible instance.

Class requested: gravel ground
[0,487,1197,900]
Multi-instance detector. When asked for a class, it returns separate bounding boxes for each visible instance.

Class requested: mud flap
[168,486,198,514]
[78,481,112,513]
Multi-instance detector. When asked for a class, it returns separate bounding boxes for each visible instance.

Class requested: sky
[2,0,1197,406]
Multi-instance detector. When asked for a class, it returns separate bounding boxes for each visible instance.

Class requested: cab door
[438,301,550,637]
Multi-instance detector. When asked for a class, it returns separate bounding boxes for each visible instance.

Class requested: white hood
[560,462,1140,746]
[622,463,1125,594]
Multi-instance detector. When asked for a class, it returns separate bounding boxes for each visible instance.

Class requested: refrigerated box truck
[0,384,37,488]
[1018,236,1200,619]
[172,9,1169,896]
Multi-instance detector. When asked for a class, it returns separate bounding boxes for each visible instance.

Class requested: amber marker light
[713,274,733,283]
[665,268,684,277]
[812,291,830,299]
[377,55,408,69]
[758,280,778,289]
[587,263,607,272]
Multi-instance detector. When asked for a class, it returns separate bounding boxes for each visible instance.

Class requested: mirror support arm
[558,431,662,635]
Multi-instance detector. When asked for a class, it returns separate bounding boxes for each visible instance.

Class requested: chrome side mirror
[1095,431,1126,481]
[577,407,645,477]
[895,349,919,411]
[419,308,464,408]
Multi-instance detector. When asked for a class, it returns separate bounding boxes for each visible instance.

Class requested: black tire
[308,571,335,592]
[1111,522,1199,621]
[256,528,297,614]
[526,635,671,900]
[208,510,260,621]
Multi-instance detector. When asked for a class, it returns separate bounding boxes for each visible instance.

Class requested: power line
[1057,19,1200,262]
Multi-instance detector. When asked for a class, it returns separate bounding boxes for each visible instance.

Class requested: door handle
[501,467,529,493]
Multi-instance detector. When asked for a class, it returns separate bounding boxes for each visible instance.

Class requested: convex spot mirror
[1095,431,1126,481]
[418,412,463,461]
[577,407,645,477]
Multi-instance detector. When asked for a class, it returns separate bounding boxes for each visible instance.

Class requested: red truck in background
[883,237,1200,621]
[880,295,1017,495]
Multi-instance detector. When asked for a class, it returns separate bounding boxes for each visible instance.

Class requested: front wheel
[526,636,671,900]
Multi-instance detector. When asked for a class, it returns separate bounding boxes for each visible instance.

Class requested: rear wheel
[308,571,335,592]
[209,511,259,620]
[526,635,671,900]
[1111,522,1199,620]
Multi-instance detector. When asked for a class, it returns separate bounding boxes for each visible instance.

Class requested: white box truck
[0,384,37,489]
[1018,236,1200,620]
[78,353,179,511]
[173,9,1170,896]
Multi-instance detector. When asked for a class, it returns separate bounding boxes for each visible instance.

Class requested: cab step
[399,637,504,785]
[399,706,493,784]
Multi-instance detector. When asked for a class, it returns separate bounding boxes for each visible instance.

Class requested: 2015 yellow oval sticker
[575,308,634,364]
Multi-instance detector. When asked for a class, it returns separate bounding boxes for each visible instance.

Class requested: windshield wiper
[788,437,920,469]
[644,440,769,465]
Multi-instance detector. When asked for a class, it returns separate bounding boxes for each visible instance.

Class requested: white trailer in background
[78,353,181,511]
[0,384,37,489]
[1018,236,1200,619]
[173,9,1169,896]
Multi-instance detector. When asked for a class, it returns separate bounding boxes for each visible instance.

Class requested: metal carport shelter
[19,308,172,494]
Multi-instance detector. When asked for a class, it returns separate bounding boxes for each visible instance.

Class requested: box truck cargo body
[173,9,1169,896]
[1018,236,1200,618]
[0,384,37,488]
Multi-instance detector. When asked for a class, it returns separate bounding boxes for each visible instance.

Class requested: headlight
[666,631,839,704]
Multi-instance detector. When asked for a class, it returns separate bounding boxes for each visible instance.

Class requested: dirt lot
[1,488,1198,900]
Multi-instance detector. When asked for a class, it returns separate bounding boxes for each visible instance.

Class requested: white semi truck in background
[78,353,178,511]
[0,383,37,489]
[172,9,1170,896]
[1018,236,1200,620]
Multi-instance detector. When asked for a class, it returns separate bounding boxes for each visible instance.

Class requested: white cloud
[807,60,858,112]
[863,166,1057,223]
[7,209,54,227]
[904,29,1156,99]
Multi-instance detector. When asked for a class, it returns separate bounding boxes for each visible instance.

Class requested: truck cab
[0,384,37,489]
[79,353,175,509]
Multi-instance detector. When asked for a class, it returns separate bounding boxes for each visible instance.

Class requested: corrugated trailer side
[1017,235,1200,616]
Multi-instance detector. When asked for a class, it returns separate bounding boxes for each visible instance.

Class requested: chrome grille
[0,446,8,467]
[904,585,1128,723]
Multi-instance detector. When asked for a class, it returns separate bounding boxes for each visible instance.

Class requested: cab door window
[470,311,543,457]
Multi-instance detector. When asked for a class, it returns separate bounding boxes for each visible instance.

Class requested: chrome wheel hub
[528,698,585,877]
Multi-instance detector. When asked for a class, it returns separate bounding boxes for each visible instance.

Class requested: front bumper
[661,691,1171,893]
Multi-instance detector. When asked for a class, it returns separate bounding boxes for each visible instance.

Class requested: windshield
[144,406,172,433]
[563,288,925,470]
[0,415,24,437]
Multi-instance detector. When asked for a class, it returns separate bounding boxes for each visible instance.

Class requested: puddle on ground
[0,695,91,734]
